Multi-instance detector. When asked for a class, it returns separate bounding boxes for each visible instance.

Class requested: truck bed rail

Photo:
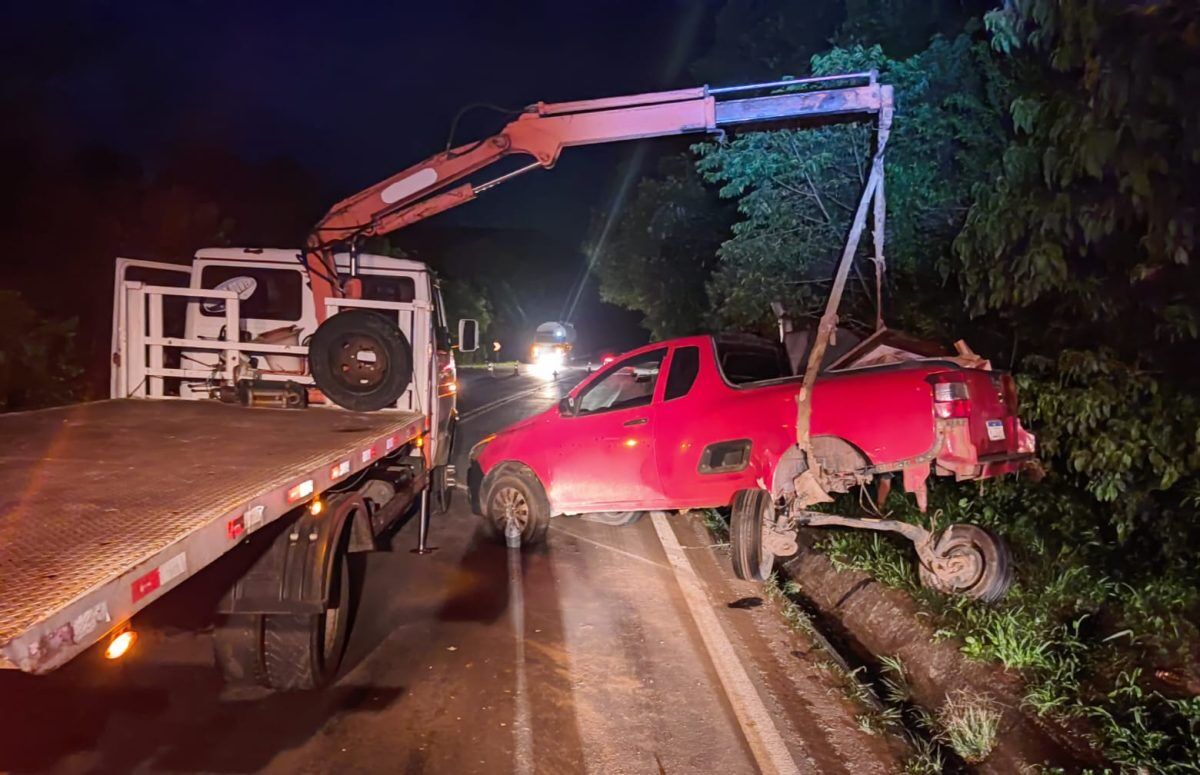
[0,400,422,673]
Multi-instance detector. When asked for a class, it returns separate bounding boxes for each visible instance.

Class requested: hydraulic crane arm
[304,72,892,318]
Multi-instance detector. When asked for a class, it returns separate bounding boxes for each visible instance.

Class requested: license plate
[986,419,1006,441]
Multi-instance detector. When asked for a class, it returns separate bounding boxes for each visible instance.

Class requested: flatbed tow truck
[1,71,897,690]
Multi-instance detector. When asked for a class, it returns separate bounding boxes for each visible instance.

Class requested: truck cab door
[431,284,456,466]
[111,257,191,398]
[548,348,668,512]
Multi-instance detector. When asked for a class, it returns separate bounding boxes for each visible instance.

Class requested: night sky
[5,1,718,231]
[2,0,738,355]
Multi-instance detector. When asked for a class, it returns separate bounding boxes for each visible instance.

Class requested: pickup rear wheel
[261,540,352,690]
[482,467,550,546]
[731,488,775,582]
[918,524,1013,603]
[309,309,413,412]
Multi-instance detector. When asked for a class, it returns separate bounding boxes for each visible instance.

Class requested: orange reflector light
[624,438,638,448]
[105,630,137,660]
[415,436,425,448]
[309,499,324,516]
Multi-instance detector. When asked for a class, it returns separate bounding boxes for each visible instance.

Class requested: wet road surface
[0,367,904,773]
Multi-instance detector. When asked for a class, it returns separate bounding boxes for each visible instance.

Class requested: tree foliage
[951,0,1200,557]
[0,291,82,411]
[955,1,1200,357]
[590,155,733,339]
[696,36,1010,333]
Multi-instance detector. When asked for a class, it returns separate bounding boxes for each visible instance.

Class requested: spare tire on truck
[309,309,413,411]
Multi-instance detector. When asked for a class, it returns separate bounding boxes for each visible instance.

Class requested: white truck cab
[112,248,475,487]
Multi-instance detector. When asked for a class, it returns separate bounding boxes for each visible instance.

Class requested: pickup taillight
[929,373,971,419]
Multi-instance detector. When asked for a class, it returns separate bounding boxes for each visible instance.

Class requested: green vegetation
[0,291,82,412]
[599,1,1200,770]
[936,688,1001,763]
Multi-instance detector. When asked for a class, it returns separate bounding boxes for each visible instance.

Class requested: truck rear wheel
[213,613,267,687]
[731,488,775,582]
[310,309,413,412]
[481,467,550,546]
[261,544,352,690]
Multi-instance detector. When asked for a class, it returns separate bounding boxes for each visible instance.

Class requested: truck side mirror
[458,319,479,352]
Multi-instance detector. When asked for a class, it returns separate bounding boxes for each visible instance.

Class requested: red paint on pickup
[472,335,1035,515]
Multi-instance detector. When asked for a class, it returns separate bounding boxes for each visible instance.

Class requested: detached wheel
[481,467,550,546]
[310,309,412,411]
[731,488,775,582]
[261,543,352,690]
[918,524,1013,603]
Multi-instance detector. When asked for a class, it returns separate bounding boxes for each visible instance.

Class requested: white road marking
[507,533,534,775]
[649,512,802,775]
[457,375,568,422]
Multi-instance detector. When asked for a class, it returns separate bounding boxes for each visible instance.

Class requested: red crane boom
[304,72,893,319]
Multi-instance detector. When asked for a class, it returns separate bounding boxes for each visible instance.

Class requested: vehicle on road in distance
[469,333,1036,602]
[0,249,477,689]
[530,321,576,370]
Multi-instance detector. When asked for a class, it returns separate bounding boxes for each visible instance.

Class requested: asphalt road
[0,367,904,774]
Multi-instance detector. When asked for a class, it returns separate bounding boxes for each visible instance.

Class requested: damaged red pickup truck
[469,334,1035,602]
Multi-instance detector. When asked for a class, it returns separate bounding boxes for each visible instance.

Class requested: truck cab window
[200,266,302,321]
[576,349,666,415]
[359,274,416,304]
[433,285,450,351]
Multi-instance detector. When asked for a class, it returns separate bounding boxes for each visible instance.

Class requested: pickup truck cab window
[576,349,667,415]
[714,337,790,385]
[664,346,701,401]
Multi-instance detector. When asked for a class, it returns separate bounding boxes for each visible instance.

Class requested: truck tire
[481,466,550,546]
[212,613,267,687]
[309,309,413,412]
[261,541,352,690]
[917,524,1013,603]
[731,488,775,582]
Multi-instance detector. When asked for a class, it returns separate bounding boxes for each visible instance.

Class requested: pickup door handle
[623,417,648,427]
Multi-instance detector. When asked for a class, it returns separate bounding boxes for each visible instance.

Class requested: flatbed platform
[0,399,423,672]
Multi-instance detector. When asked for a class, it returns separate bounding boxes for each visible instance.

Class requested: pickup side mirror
[558,395,576,416]
[457,319,479,352]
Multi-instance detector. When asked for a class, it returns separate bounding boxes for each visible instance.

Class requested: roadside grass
[935,689,1001,763]
[759,573,958,772]
[814,479,1200,772]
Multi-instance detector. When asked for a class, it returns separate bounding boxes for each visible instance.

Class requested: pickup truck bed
[0,400,422,673]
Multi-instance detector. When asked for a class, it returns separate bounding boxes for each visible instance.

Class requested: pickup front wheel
[481,466,550,546]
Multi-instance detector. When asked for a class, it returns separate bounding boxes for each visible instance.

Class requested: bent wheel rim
[935,543,985,591]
